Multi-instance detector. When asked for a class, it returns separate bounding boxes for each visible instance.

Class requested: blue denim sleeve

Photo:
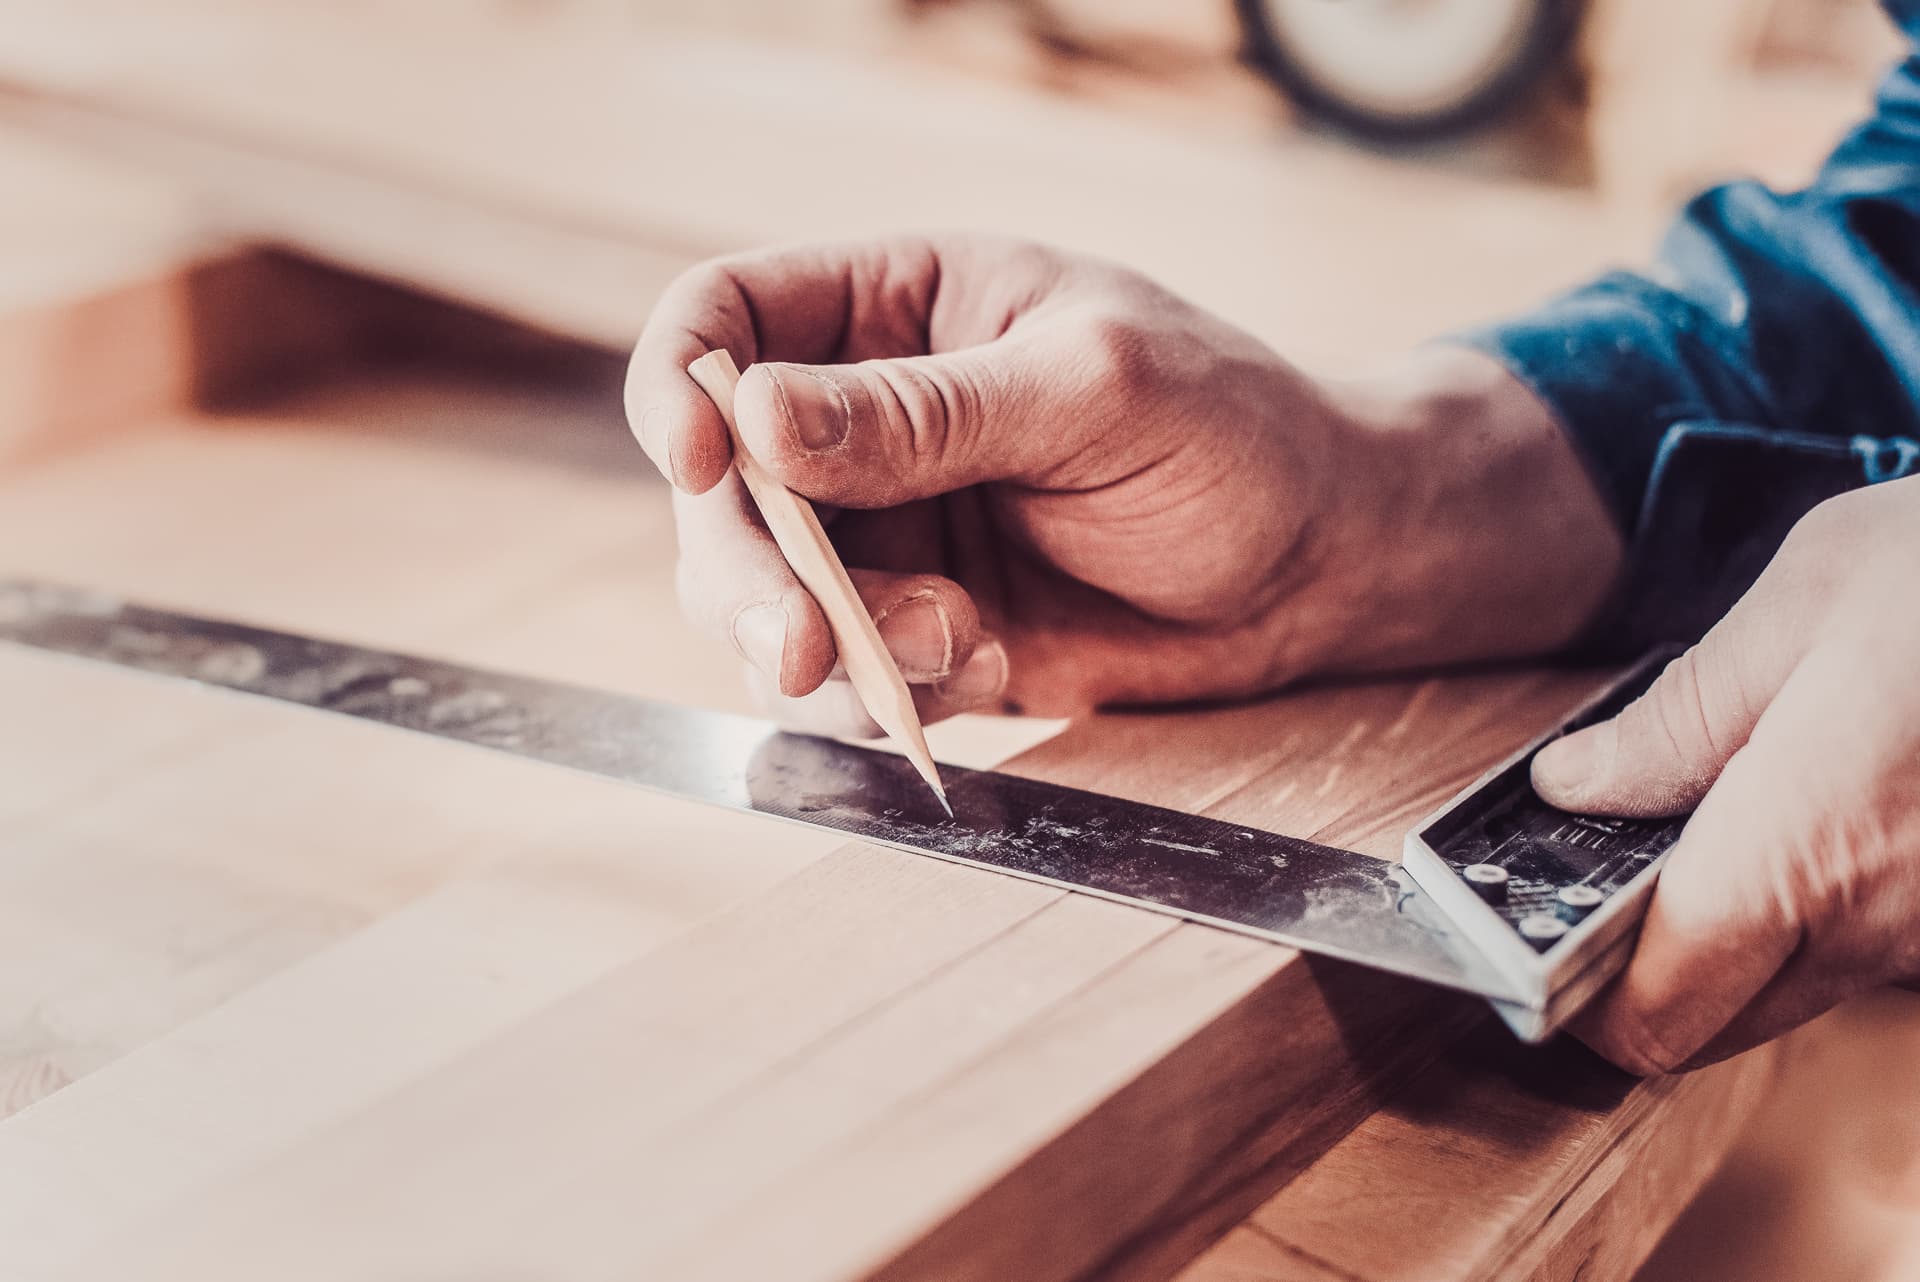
[1464,1,1920,651]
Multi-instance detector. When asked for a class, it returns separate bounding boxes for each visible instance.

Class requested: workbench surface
[0,315,1775,1282]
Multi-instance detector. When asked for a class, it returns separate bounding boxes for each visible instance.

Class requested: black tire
[1235,0,1583,142]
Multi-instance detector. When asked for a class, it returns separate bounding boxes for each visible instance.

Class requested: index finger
[624,239,942,494]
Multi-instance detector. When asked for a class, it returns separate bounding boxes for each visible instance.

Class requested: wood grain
[0,324,1609,1280]
[1176,1026,1781,1282]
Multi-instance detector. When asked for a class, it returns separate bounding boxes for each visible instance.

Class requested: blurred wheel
[1236,0,1581,140]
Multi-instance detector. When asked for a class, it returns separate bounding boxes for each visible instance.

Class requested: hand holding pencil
[624,235,1616,743]
[687,350,949,811]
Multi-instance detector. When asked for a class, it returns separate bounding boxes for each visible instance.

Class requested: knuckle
[1080,313,1161,402]
[968,234,1040,277]
[664,259,733,316]
[996,239,1072,297]
[870,360,979,468]
[656,257,756,350]
[995,236,1057,275]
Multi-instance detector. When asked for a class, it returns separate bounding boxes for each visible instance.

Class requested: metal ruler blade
[0,579,1534,1006]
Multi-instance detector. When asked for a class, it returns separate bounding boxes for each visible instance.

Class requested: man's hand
[1533,478,1920,1073]
[626,235,1621,735]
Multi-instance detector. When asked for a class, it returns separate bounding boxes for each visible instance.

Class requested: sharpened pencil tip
[922,771,952,818]
[910,755,951,818]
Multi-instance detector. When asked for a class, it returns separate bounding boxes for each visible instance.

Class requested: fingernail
[636,405,685,489]
[875,594,952,681]
[935,638,1008,705]
[731,603,788,680]
[771,366,851,451]
[1533,724,1610,802]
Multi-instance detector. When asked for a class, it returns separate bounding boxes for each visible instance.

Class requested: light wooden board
[0,329,1619,1280]
[0,367,831,1267]
[0,232,1777,1281]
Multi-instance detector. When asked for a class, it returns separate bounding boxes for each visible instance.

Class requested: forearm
[1302,345,1624,674]
[1440,34,1920,652]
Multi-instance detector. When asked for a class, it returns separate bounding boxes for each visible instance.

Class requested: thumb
[728,338,1074,509]
[1532,609,1806,819]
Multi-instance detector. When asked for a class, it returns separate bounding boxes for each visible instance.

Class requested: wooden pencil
[687,350,950,814]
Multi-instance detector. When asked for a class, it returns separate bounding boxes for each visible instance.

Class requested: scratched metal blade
[0,579,1522,1004]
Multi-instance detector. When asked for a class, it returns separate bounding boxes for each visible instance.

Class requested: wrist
[1304,345,1624,673]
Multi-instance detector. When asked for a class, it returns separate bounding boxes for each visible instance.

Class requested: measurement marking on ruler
[1139,837,1219,856]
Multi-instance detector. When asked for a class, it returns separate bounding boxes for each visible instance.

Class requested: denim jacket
[1470,0,1920,653]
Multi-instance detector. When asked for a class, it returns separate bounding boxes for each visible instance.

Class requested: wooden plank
[0,356,1611,1281]
[0,656,838,1269]
[1636,990,1920,1282]
[0,123,562,462]
[648,677,1591,1282]
[0,364,767,1022]
[28,672,1593,1281]
[1175,1025,1781,1282]
[0,94,695,351]
[0,364,842,1271]
[1175,1227,1346,1282]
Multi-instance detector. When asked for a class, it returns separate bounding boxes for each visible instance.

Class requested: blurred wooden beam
[0,0,1630,368]
[0,125,219,461]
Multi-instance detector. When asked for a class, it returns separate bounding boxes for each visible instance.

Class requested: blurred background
[2,1,1917,1279]
[2,0,1904,383]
